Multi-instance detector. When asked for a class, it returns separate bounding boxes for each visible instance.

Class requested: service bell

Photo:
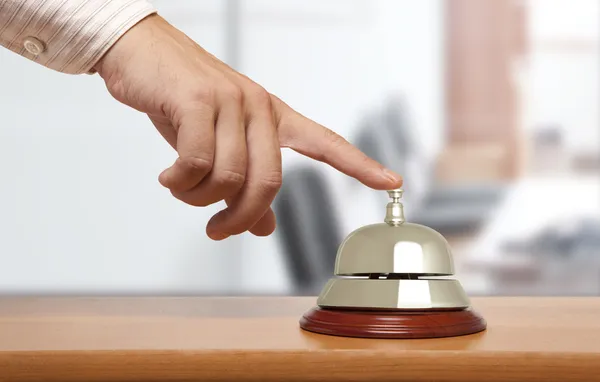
[299,189,487,339]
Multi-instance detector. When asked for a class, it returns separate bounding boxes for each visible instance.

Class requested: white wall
[0,0,444,294]
[527,0,599,151]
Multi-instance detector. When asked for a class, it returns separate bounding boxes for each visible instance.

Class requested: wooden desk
[1,296,599,381]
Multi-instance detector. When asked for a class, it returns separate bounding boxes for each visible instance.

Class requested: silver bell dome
[316,189,471,311]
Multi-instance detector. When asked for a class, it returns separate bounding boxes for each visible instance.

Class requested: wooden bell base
[299,306,487,339]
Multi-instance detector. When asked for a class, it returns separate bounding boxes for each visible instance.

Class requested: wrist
[93,13,162,79]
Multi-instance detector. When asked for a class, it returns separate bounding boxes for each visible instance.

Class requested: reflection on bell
[299,189,487,339]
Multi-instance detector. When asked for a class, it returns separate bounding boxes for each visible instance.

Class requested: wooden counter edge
[2,349,600,382]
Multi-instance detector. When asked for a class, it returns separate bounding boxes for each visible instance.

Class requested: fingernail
[382,169,403,184]
[208,232,230,241]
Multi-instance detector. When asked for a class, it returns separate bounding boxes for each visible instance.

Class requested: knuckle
[214,169,246,189]
[178,155,213,173]
[210,172,282,236]
[220,83,244,104]
[256,174,282,194]
[247,85,271,109]
[187,84,216,105]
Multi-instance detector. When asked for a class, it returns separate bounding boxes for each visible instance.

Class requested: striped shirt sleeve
[0,0,157,75]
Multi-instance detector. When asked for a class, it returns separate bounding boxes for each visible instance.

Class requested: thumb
[271,96,403,190]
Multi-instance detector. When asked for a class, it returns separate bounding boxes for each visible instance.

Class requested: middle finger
[172,94,247,207]
[205,88,281,239]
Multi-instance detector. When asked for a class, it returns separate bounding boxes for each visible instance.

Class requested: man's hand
[93,14,402,241]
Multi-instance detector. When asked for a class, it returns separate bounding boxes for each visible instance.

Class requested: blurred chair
[273,167,342,295]
[354,97,507,236]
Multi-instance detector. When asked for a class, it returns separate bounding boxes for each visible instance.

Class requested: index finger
[271,96,403,190]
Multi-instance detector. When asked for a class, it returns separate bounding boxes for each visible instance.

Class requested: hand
[93,14,402,241]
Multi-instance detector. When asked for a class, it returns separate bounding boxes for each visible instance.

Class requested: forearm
[0,0,156,75]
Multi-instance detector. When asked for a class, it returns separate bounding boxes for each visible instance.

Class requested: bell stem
[384,188,405,226]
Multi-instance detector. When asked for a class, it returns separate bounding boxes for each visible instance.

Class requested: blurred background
[0,0,598,297]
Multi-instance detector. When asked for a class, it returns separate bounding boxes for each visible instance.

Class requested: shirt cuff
[0,0,157,75]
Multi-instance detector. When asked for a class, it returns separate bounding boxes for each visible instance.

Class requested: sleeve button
[23,37,46,55]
